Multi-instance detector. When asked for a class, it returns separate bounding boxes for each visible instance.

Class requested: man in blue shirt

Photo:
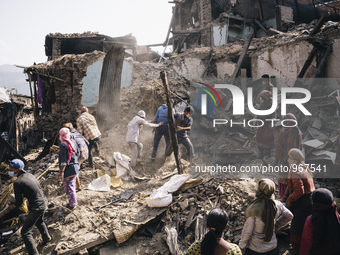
[164,106,194,164]
[151,104,170,160]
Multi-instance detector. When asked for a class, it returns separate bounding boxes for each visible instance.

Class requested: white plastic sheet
[87,174,111,191]
[147,174,190,208]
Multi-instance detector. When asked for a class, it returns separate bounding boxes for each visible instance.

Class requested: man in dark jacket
[8,159,52,255]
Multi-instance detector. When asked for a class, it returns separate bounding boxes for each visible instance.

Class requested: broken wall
[24,51,106,131]
[251,40,316,86]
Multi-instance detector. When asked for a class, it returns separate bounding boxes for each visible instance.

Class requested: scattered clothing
[187,241,242,255]
[300,188,340,255]
[76,112,101,141]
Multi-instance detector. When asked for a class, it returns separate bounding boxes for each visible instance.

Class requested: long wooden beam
[229,33,253,84]
[160,71,182,174]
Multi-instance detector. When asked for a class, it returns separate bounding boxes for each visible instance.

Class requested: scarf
[310,188,340,255]
[287,148,313,179]
[59,128,76,164]
[245,179,277,242]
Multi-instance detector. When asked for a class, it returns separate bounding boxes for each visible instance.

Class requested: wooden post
[275,6,282,31]
[293,46,318,87]
[229,33,253,84]
[160,71,182,174]
[28,74,37,130]
[310,12,329,36]
[97,46,125,131]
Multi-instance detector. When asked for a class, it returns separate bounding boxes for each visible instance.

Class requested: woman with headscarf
[281,148,315,253]
[58,128,79,210]
[300,188,340,255]
[255,90,275,160]
[275,113,303,198]
[63,122,89,192]
[186,208,242,255]
[239,179,293,255]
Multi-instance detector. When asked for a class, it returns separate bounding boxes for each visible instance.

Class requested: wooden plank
[9,244,25,255]
[254,19,267,33]
[185,206,197,228]
[240,69,247,94]
[28,74,37,130]
[310,12,329,36]
[57,233,114,255]
[160,71,182,174]
[229,33,253,84]
[293,46,318,87]
[0,136,27,164]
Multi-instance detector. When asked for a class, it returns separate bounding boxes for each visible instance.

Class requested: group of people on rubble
[6,103,194,255]
[7,74,340,255]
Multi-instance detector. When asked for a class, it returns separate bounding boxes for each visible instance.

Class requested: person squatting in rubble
[63,122,89,192]
[239,179,293,255]
[274,113,303,199]
[164,106,194,164]
[58,128,80,210]
[281,148,315,253]
[255,90,275,160]
[300,188,340,255]
[126,110,163,170]
[76,106,101,169]
[186,207,242,255]
[151,104,170,160]
[8,159,53,255]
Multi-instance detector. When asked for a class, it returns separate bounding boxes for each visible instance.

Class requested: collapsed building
[1,0,340,254]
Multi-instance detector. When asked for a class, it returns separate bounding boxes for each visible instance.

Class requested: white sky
[0,0,173,66]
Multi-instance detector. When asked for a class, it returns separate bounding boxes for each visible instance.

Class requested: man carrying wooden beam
[8,159,52,255]
[164,106,194,165]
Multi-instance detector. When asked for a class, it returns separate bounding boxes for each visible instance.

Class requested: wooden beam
[229,33,253,84]
[0,136,27,164]
[160,71,182,174]
[254,19,267,33]
[294,0,301,22]
[28,74,37,130]
[293,46,318,87]
[310,12,329,36]
[275,6,282,31]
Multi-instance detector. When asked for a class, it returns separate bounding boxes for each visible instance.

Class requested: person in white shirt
[126,110,163,170]
[239,179,293,255]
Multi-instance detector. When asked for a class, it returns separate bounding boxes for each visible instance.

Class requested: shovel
[93,190,133,211]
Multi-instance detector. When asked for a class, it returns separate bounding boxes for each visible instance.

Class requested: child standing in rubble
[58,128,79,210]
[186,208,242,255]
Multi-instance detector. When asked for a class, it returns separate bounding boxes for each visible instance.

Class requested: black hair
[184,106,193,113]
[201,208,229,255]
[262,74,270,79]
